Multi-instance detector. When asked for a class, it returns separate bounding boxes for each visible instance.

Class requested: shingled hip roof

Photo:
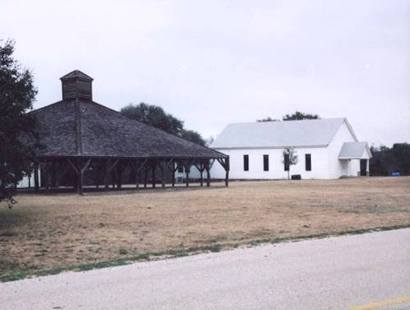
[30,100,225,159]
[28,70,226,160]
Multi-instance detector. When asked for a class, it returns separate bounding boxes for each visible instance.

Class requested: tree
[181,129,206,146]
[283,111,319,121]
[120,102,206,146]
[121,102,183,136]
[283,147,298,180]
[0,40,37,205]
[257,117,279,122]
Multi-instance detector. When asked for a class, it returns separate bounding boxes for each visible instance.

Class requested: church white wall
[208,146,330,180]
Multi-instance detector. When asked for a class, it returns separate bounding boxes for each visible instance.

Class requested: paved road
[1,229,410,310]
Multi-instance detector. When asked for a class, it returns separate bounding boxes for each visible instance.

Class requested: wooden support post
[76,159,83,195]
[134,159,148,190]
[172,169,175,188]
[135,161,139,189]
[197,162,205,187]
[78,172,83,195]
[34,163,39,192]
[111,163,116,189]
[51,160,57,189]
[117,163,122,189]
[185,163,190,187]
[104,159,110,190]
[95,170,99,189]
[165,159,176,188]
[144,167,148,188]
[44,163,50,192]
[94,161,100,189]
[152,161,156,188]
[216,157,230,187]
[67,159,78,190]
[160,161,165,188]
[224,157,230,187]
[203,160,212,187]
[206,166,210,187]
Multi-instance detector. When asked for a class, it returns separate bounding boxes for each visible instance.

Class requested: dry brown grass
[1,177,409,279]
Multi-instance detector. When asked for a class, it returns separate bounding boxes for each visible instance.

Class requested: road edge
[2,224,410,282]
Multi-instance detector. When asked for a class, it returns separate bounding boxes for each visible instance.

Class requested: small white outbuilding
[203,118,372,180]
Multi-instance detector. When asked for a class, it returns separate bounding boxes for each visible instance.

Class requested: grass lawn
[1,176,409,281]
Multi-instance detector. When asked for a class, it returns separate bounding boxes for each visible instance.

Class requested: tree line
[370,144,410,176]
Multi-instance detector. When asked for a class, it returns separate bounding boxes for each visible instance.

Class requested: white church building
[195,118,371,180]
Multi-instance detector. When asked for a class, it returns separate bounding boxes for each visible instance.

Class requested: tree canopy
[180,129,205,146]
[120,102,183,136]
[257,117,279,122]
[257,112,319,122]
[120,102,206,146]
[0,40,38,204]
[283,111,319,121]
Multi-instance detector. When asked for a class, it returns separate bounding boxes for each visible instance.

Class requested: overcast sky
[1,0,409,146]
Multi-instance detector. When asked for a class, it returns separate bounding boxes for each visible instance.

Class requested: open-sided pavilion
[26,70,229,194]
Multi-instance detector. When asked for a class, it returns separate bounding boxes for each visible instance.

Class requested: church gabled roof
[212,118,357,149]
[339,142,372,159]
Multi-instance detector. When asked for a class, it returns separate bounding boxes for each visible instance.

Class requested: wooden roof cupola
[60,70,93,101]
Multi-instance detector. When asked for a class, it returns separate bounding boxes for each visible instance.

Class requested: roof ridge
[227,117,345,126]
